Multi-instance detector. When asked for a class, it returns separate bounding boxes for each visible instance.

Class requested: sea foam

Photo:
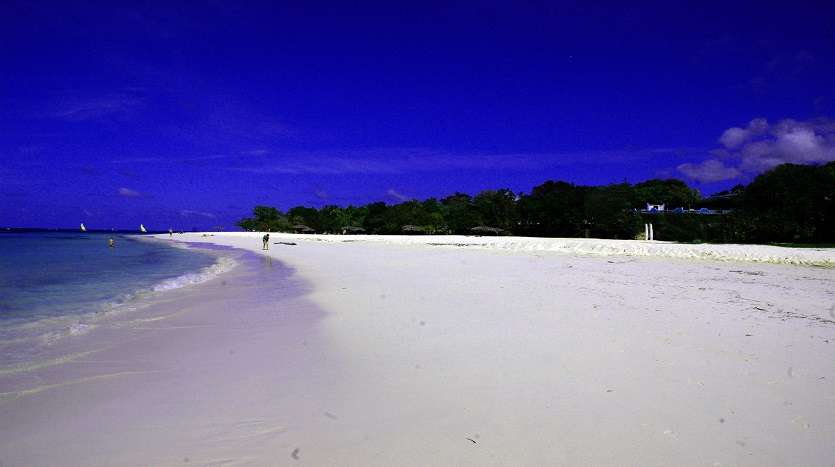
[0,253,238,369]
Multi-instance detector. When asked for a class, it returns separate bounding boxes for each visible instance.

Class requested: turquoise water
[0,232,221,364]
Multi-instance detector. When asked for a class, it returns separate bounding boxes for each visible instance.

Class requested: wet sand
[0,245,326,466]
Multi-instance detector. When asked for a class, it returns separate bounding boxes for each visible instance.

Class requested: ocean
[0,231,228,366]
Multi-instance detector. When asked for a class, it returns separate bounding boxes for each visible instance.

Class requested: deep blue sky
[2,1,834,229]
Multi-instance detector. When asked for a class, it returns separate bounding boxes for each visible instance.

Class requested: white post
[644,224,649,240]
[649,223,654,241]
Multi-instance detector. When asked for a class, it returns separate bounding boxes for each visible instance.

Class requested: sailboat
[80,223,87,232]
[139,224,147,233]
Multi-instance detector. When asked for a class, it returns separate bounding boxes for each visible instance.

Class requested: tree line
[238,162,835,244]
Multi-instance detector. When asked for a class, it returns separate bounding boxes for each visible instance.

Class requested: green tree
[420,198,447,233]
[519,181,585,237]
[234,162,834,244]
[632,179,700,209]
[584,184,641,239]
[441,193,481,234]
[740,162,835,243]
[362,202,389,234]
[473,189,518,232]
[318,205,350,233]
[344,205,369,229]
[380,200,434,234]
[288,206,321,232]
[237,205,290,231]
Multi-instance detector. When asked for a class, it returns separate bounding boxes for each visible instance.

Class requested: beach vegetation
[237,161,835,244]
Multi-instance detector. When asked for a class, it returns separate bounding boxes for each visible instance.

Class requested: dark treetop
[239,162,835,244]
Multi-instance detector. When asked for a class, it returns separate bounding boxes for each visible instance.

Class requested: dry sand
[1,233,834,466]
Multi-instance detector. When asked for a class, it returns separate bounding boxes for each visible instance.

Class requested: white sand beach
[1,233,834,466]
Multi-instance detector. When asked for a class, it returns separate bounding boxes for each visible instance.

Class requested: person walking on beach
[262,233,270,250]
[168,228,173,237]
[108,237,115,248]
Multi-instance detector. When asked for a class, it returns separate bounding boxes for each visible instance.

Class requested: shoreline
[1,233,834,465]
[0,243,326,465]
[0,237,237,370]
[186,232,835,267]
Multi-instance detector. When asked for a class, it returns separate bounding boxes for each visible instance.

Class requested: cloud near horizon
[386,188,410,201]
[180,209,216,218]
[677,159,741,183]
[118,187,141,197]
[678,117,835,182]
[46,93,143,122]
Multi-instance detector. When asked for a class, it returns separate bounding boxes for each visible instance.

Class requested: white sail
[140,224,147,233]
[80,223,86,232]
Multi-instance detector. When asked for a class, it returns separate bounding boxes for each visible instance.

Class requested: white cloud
[180,209,216,218]
[386,189,409,201]
[718,118,768,149]
[48,94,142,122]
[118,187,141,197]
[740,119,835,170]
[677,159,741,182]
[680,117,835,181]
[718,127,749,149]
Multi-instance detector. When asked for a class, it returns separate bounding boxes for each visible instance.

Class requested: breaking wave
[0,254,237,368]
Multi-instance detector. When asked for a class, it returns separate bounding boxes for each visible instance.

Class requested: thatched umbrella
[470,226,506,236]
[293,224,315,234]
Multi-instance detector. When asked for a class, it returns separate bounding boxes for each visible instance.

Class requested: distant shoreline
[171,231,835,267]
[0,227,171,235]
[5,227,835,250]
